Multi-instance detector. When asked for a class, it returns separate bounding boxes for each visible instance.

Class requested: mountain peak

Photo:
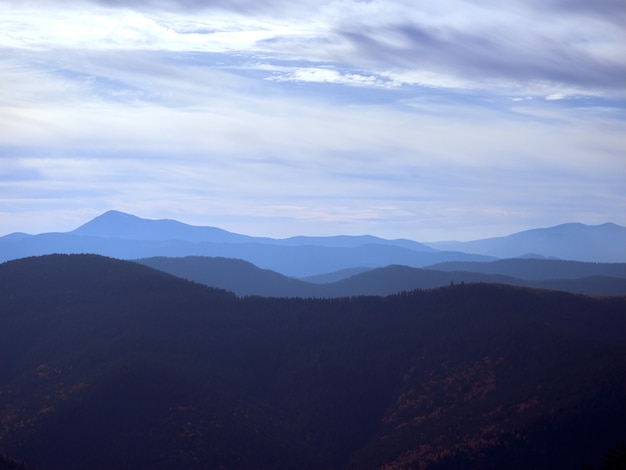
[100,209,139,219]
[69,210,254,243]
[84,210,142,226]
[71,210,160,239]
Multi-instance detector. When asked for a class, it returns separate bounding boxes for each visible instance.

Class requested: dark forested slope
[0,255,623,470]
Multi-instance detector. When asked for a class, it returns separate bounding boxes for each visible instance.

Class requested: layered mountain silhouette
[0,211,491,277]
[1,211,624,277]
[1,254,624,470]
[136,256,626,297]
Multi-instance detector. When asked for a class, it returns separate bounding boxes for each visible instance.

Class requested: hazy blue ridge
[0,232,32,241]
[69,210,432,251]
[300,267,373,283]
[1,212,624,274]
[424,222,626,262]
[425,258,626,280]
[0,234,493,278]
[270,235,436,251]
[70,209,264,243]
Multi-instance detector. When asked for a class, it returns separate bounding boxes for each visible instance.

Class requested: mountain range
[1,211,625,278]
[1,254,624,470]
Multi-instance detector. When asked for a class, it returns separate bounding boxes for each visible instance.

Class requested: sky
[1,0,625,241]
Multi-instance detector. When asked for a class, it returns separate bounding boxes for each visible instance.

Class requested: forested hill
[0,254,624,470]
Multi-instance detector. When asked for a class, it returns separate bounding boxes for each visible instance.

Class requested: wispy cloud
[0,0,624,239]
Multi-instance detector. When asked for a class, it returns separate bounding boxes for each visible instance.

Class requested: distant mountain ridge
[71,210,263,243]
[0,211,492,276]
[1,211,624,275]
[0,233,492,277]
[425,222,626,262]
[72,210,434,251]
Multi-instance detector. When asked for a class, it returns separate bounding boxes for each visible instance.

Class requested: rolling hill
[1,254,623,469]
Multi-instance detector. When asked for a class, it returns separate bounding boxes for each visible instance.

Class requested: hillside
[1,254,624,470]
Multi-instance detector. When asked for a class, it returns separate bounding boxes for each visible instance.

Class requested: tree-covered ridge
[0,254,623,469]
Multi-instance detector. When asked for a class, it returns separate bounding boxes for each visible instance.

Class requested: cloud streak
[3,0,624,95]
[0,0,624,239]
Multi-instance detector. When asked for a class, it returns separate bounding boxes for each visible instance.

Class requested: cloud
[332,4,625,96]
[2,0,624,100]
[1,0,624,239]
[529,0,626,23]
[2,55,623,237]
[264,65,393,88]
[90,0,308,14]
